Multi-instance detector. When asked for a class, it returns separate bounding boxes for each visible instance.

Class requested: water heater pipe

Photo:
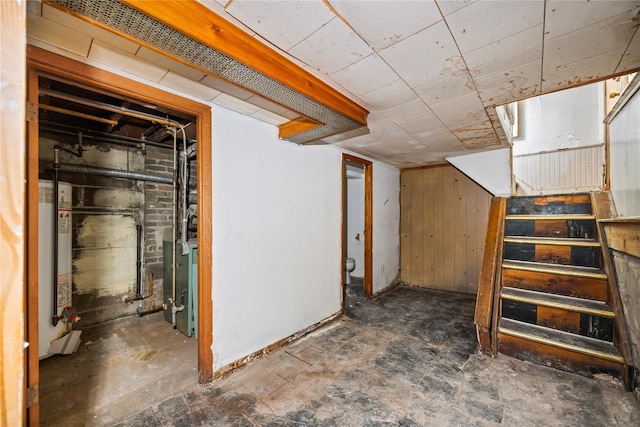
[49,162,172,184]
[52,147,60,326]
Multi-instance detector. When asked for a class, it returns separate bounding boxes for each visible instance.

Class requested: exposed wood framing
[474,197,507,355]
[26,46,214,386]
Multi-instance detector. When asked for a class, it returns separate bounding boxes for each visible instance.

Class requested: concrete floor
[40,283,639,426]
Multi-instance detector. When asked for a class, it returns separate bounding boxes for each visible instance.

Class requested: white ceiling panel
[381,99,442,134]
[445,0,544,54]
[544,0,640,39]
[430,92,489,130]
[136,47,206,82]
[414,72,476,105]
[88,40,168,82]
[435,0,478,17]
[464,25,542,79]
[224,1,333,51]
[288,17,373,74]
[617,30,640,73]
[330,53,399,96]
[543,12,639,71]
[359,79,419,110]
[199,75,254,101]
[378,21,460,87]
[159,71,221,101]
[27,12,92,57]
[213,93,263,116]
[475,59,542,106]
[329,0,442,50]
[542,50,625,92]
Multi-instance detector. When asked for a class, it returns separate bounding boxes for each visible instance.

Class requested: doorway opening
[342,154,372,307]
[26,47,212,425]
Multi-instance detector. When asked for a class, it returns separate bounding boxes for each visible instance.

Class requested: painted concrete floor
[41,284,639,426]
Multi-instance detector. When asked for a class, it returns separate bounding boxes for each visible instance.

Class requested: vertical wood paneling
[442,167,456,288]
[423,169,435,287]
[411,171,425,285]
[400,165,492,294]
[400,172,413,283]
[433,167,445,289]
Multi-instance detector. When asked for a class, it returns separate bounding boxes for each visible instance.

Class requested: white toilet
[345,257,356,285]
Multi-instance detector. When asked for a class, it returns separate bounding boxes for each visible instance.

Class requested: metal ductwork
[47,0,369,144]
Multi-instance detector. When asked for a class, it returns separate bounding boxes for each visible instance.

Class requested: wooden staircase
[475,193,632,387]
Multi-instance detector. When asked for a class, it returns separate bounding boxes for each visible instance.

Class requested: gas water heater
[38,180,73,359]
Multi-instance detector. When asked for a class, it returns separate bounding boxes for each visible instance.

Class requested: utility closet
[37,76,198,359]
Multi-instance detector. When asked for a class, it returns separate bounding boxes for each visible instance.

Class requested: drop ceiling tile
[359,79,418,110]
[159,71,221,101]
[445,0,544,53]
[224,1,334,51]
[213,93,262,116]
[436,0,478,16]
[27,12,92,57]
[381,99,442,133]
[136,47,206,82]
[453,127,500,149]
[474,59,541,106]
[464,25,542,79]
[250,109,288,126]
[200,75,254,100]
[545,0,639,39]
[330,0,442,50]
[616,30,640,73]
[542,49,625,92]
[378,21,460,87]
[412,126,462,147]
[42,4,140,54]
[88,40,168,82]
[288,17,373,74]
[430,92,489,130]
[330,54,399,96]
[414,72,476,105]
[543,11,639,70]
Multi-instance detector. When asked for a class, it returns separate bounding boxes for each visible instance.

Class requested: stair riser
[507,195,592,216]
[502,268,607,301]
[502,299,614,341]
[505,219,595,239]
[498,333,622,377]
[504,242,600,268]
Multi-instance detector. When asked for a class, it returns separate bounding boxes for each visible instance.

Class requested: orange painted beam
[278,117,321,140]
[119,0,368,126]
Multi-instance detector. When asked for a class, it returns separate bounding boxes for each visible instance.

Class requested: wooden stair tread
[502,260,607,279]
[506,214,595,221]
[504,236,600,247]
[501,287,614,317]
[499,318,623,364]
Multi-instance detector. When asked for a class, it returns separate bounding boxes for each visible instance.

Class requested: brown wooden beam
[279,117,321,140]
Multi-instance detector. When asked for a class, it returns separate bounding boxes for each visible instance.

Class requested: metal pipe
[136,304,163,317]
[39,103,119,126]
[40,123,178,150]
[136,224,142,296]
[52,147,61,326]
[47,162,172,184]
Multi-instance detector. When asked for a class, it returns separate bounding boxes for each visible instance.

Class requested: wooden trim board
[26,47,214,393]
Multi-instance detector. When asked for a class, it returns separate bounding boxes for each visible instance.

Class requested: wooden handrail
[591,191,634,391]
[474,197,507,355]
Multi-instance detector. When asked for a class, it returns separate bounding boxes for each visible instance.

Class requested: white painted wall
[446,148,512,196]
[346,174,364,278]
[211,106,400,368]
[372,163,401,293]
[609,86,640,217]
[513,82,604,156]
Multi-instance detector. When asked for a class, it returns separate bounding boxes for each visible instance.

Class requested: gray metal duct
[49,162,173,184]
[49,0,369,144]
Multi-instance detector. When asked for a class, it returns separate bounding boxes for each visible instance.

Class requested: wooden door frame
[25,47,214,423]
[342,153,373,300]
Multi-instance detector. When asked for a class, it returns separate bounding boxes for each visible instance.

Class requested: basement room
[2,1,640,426]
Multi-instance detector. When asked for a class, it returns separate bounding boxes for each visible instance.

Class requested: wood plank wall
[400,165,492,294]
